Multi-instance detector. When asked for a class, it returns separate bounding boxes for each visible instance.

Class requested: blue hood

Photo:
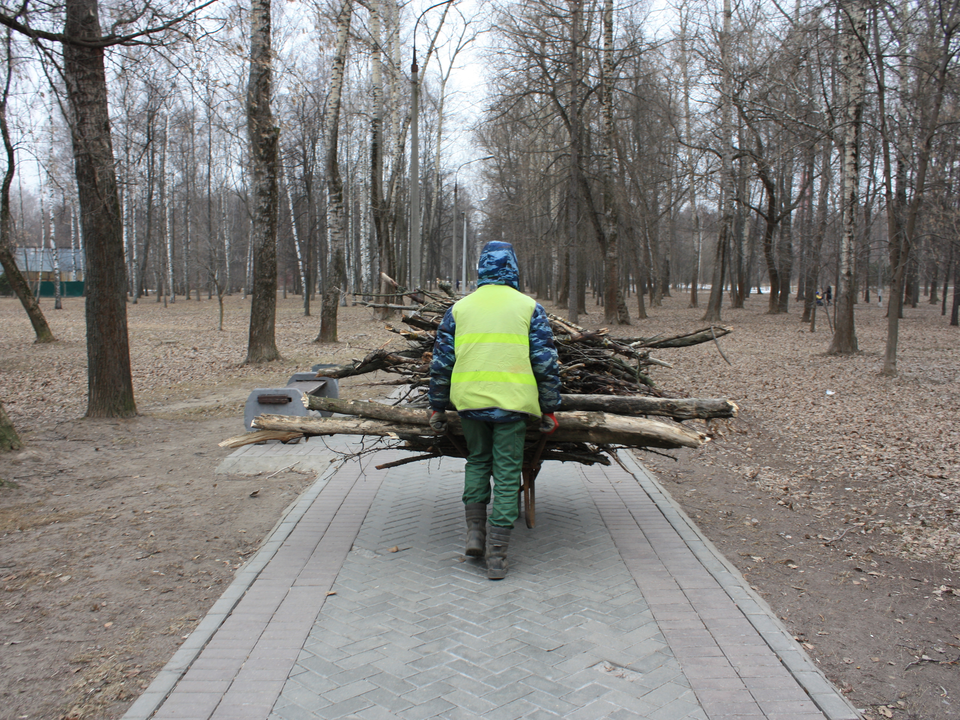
[476,241,520,290]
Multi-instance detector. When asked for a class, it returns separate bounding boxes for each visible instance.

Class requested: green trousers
[460,418,527,528]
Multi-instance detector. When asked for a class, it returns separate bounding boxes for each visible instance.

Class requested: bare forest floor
[0,289,958,720]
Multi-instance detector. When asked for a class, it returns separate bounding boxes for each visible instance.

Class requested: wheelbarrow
[519,433,549,529]
[443,430,549,529]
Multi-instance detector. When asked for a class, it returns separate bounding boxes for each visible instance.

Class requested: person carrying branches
[428,241,562,579]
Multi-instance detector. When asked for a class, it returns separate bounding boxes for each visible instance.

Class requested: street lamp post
[409,55,420,290]
[452,155,493,294]
[452,178,458,288]
[409,0,455,292]
[461,210,468,292]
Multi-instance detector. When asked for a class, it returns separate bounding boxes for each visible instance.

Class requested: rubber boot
[485,525,512,580]
[464,503,487,558]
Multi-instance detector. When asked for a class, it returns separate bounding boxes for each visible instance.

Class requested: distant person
[428,241,562,580]
[825,285,832,305]
[878,289,882,306]
[816,290,823,306]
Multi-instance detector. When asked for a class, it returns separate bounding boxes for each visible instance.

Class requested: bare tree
[0,30,55,343]
[828,0,868,355]
[368,0,394,317]
[677,1,703,309]
[62,0,137,415]
[703,0,735,323]
[245,0,282,363]
[0,0,218,415]
[317,0,353,344]
[600,0,629,324]
[879,0,960,373]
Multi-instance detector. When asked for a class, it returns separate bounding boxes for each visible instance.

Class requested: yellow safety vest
[450,284,541,417]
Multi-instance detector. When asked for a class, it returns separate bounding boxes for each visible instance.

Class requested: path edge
[121,461,340,720]
[622,450,862,720]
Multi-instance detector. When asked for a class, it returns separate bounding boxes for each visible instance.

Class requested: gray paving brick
[521,685,580,715]
[523,710,565,720]
[293,655,341,682]
[317,695,375,719]
[562,697,624,720]
[357,684,415,713]
[270,701,320,720]
[369,655,420,681]
[352,706,404,720]
[328,663,382,685]
[561,680,615,706]
[135,450,857,720]
[646,693,709,720]
[395,695,456,719]
[277,678,334,712]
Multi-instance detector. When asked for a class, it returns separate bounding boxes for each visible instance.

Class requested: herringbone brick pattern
[270,459,704,720]
[132,444,855,720]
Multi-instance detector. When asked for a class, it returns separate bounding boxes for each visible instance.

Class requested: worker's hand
[429,410,448,434]
[539,413,558,435]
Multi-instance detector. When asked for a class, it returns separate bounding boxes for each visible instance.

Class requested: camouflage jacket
[428,241,562,422]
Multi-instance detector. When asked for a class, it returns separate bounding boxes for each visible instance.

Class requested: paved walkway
[123,442,859,720]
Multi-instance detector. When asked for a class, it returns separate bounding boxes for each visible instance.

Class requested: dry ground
[0,290,957,720]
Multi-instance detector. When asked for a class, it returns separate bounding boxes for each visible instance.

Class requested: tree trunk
[703,219,728,323]
[679,9,701,309]
[303,393,736,423]
[162,115,174,305]
[556,395,737,420]
[600,0,629,325]
[703,0,734,323]
[881,9,956,373]
[284,164,309,315]
[806,139,832,328]
[951,251,959,326]
[0,244,55,342]
[759,171,781,314]
[183,112,194,301]
[317,0,352,343]
[565,0,584,326]
[0,56,55,343]
[63,0,137,417]
[370,0,396,322]
[244,0,281,363]
[254,408,704,450]
[45,178,61,310]
[828,0,867,356]
[136,107,157,302]
[0,401,22,452]
[776,170,795,314]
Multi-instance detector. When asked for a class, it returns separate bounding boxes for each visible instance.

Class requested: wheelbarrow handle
[531,433,548,468]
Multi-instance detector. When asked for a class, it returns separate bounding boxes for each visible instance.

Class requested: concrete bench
[243,366,340,432]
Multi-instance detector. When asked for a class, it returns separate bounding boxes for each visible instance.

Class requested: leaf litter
[1,292,958,719]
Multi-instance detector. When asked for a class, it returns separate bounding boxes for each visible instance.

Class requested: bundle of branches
[231,397,706,471]
[318,286,734,404]
[224,286,738,470]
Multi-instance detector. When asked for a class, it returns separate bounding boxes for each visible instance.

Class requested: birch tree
[317,0,352,343]
[369,0,396,317]
[828,0,867,355]
[678,2,702,309]
[703,0,734,323]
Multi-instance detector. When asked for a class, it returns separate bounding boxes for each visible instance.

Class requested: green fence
[38,281,85,298]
